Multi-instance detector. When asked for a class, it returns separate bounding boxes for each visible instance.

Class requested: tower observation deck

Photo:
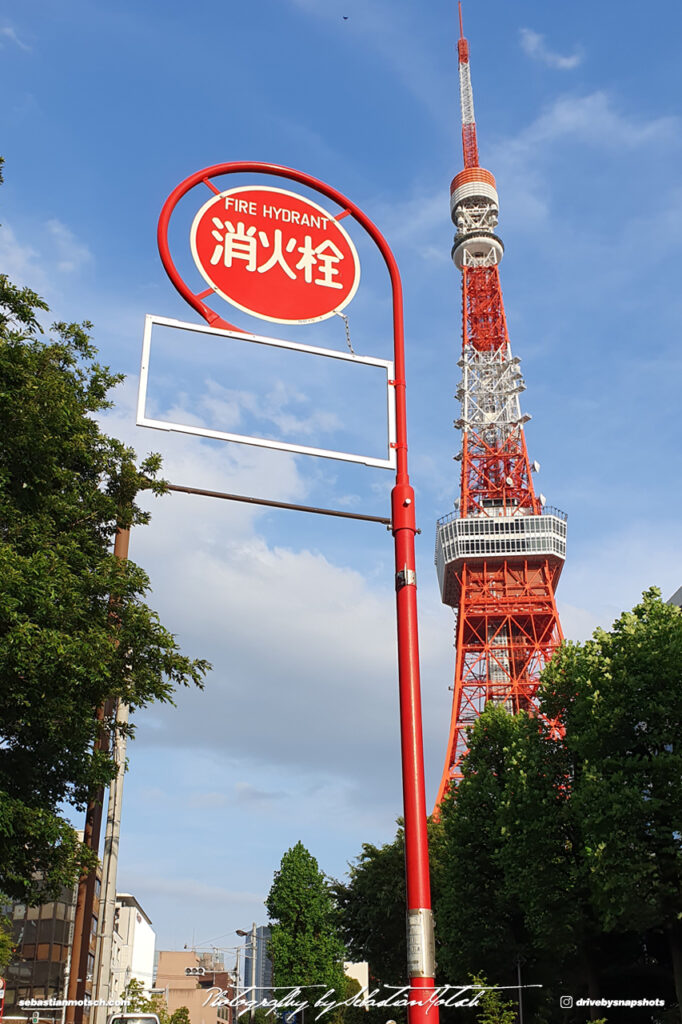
[434,5,566,808]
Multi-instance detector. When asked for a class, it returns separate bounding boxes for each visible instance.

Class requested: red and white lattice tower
[434,7,567,807]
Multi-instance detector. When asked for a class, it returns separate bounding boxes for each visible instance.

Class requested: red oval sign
[190,186,361,325]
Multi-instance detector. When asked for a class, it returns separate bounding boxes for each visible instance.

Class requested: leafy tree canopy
[334,816,447,995]
[339,589,682,1021]
[470,976,517,1024]
[334,828,406,987]
[438,706,531,985]
[124,977,190,1024]
[541,587,682,1012]
[266,841,348,1021]
[439,589,682,1021]
[0,900,13,970]
[0,178,210,901]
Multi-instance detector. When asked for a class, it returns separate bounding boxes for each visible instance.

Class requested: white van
[107,1014,161,1024]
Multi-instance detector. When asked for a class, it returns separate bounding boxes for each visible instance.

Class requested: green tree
[438,704,594,1023]
[470,976,517,1024]
[266,841,348,1022]
[492,705,620,1018]
[0,181,210,901]
[123,978,190,1024]
[440,705,652,1022]
[542,588,682,1016]
[438,590,682,1021]
[334,817,447,997]
[438,706,530,987]
[334,827,406,987]
[0,901,14,970]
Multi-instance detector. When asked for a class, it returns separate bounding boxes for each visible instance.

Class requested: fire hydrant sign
[190,186,361,325]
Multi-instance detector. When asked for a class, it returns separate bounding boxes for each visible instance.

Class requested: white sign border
[137,314,397,470]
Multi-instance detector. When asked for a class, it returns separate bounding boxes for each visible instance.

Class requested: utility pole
[236,927,256,1021]
[66,527,130,1024]
[234,945,241,1024]
[516,957,524,1024]
[91,699,130,1024]
[249,924,256,1024]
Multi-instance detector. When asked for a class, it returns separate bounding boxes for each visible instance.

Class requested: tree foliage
[124,977,190,1024]
[0,198,210,901]
[0,900,14,970]
[438,589,681,1022]
[542,589,682,932]
[438,704,603,1022]
[338,590,682,1023]
[334,817,447,993]
[266,841,348,1020]
[470,976,517,1024]
[542,588,682,1012]
[438,707,531,985]
[334,827,406,987]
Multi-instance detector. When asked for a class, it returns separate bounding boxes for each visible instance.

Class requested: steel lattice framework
[434,10,566,808]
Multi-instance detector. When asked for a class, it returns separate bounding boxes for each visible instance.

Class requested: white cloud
[135,532,403,780]
[46,219,93,273]
[368,87,680,270]
[0,223,47,291]
[232,781,287,804]
[98,377,450,806]
[558,519,682,632]
[104,376,311,530]
[130,876,263,906]
[520,28,582,70]
[0,216,93,314]
[0,26,30,52]
[520,91,677,150]
[376,188,444,247]
[201,379,342,440]
[486,91,680,232]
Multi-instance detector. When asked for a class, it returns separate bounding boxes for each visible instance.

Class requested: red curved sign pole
[159,163,438,1024]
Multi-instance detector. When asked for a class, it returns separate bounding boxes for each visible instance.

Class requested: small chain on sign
[334,310,355,354]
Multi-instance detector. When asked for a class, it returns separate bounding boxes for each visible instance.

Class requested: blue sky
[2,0,682,963]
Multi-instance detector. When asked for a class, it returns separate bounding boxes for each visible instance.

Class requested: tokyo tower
[434,6,567,806]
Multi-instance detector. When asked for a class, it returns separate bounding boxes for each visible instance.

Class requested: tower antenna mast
[457,2,479,168]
